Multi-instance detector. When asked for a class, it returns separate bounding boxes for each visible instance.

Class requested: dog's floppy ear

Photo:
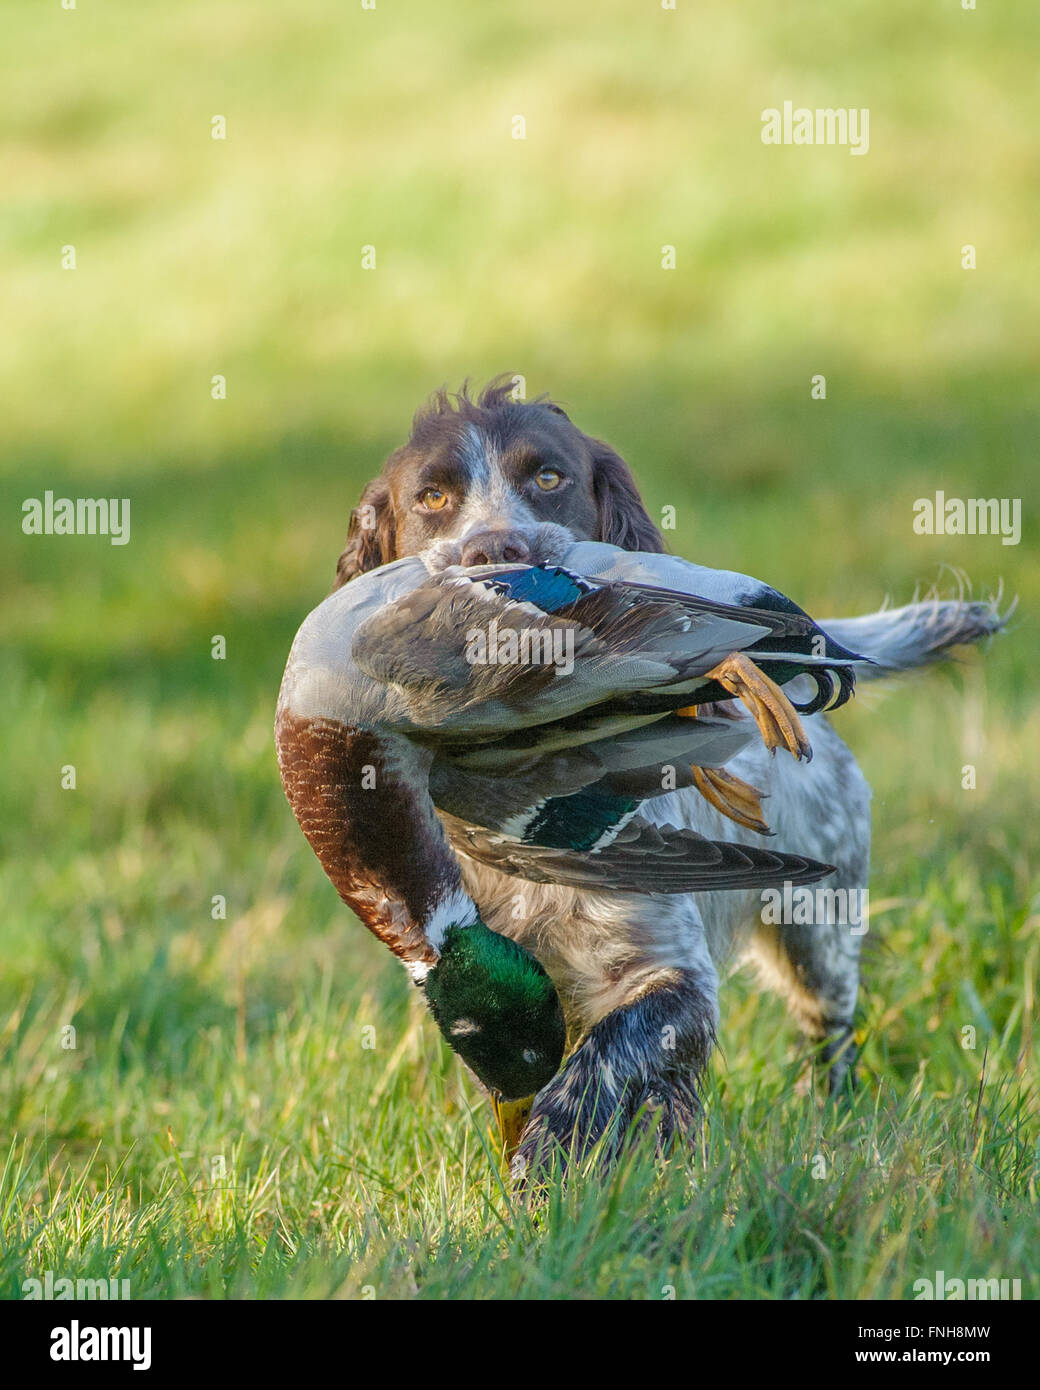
[333,478,396,588]
[590,440,664,553]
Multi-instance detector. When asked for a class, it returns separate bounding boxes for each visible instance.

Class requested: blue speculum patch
[484,566,598,614]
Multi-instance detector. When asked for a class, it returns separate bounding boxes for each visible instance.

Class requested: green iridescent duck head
[422,919,566,1146]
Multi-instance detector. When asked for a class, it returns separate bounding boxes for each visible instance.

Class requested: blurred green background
[1,0,1037,1299]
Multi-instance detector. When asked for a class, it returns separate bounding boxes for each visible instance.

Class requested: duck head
[421,919,566,1149]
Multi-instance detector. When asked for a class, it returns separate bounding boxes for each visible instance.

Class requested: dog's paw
[510,1057,703,1191]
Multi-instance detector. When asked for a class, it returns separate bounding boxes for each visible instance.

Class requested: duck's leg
[690,765,771,836]
[679,652,812,761]
[511,962,718,1185]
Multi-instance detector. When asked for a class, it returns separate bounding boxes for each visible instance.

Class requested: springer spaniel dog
[330,377,1002,1174]
[335,380,659,585]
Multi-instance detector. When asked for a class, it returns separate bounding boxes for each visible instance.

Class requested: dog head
[333,378,663,587]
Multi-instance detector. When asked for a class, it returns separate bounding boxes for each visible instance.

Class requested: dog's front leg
[512,966,718,1183]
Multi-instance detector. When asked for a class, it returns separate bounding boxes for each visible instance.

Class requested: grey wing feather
[443,814,834,893]
[429,715,756,828]
[352,572,765,733]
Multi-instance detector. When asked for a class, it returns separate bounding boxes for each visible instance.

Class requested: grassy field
[1,1,1038,1299]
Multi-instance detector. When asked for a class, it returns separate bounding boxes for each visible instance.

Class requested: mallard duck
[275,543,867,1153]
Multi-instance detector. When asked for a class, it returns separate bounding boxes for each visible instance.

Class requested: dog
[332,378,1004,1174]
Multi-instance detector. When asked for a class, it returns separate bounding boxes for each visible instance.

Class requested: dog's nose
[461,530,532,567]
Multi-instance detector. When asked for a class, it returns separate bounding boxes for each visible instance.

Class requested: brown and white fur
[331,378,1003,1172]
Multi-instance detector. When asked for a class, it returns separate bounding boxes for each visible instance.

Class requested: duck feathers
[439,811,833,894]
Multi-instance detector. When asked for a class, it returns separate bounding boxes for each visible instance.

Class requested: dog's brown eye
[419,488,448,511]
[535,468,561,491]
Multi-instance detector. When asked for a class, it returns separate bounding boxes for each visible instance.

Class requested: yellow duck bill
[491,1092,534,1159]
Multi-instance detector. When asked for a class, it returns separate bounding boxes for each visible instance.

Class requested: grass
[1,0,1038,1299]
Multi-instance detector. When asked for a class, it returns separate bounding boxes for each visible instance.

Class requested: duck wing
[440,812,833,894]
[350,562,859,732]
[557,542,870,714]
[429,712,754,845]
[350,566,775,733]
